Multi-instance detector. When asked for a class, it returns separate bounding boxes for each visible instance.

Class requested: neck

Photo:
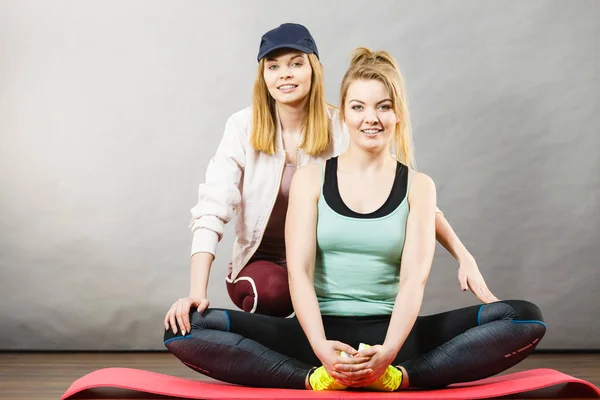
[276,100,308,134]
[340,143,395,173]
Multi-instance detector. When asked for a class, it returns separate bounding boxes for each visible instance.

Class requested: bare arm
[189,252,215,299]
[165,113,246,334]
[285,164,326,346]
[383,172,437,354]
[435,210,499,303]
[435,211,470,262]
[285,164,366,384]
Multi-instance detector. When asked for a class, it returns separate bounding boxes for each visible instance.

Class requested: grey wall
[0,0,598,350]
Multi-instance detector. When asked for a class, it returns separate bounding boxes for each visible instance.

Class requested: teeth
[363,129,381,134]
[279,85,297,90]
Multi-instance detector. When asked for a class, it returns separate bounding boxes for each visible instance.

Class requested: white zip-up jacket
[190,106,349,280]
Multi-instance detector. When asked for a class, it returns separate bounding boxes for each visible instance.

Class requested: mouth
[278,84,298,93]
[361,128,383,137]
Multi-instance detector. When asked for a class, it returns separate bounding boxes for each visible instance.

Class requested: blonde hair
[250,53,330,155]
[339,47,415,169]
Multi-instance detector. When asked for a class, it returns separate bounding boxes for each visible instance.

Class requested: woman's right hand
[312,339,372,386]
[164,297,210,335]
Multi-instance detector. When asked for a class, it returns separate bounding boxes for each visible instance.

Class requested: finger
[332,373,368,387]
[169,307,178,334]
[182,301,192,333]
[356,347,377,358]
[335,367,372,379]
[476,284,493,304]
[477,292,488,304]
[340,375,372,387]
[461,279,469,291]
[334,341,357,356]
[329,370,351,383]
[487,291,500,302]
[460,273,469,292]
[481,285,499,303]
[176,301,187,335]
[336,356,370,365]
[359,375,380,386]
[334,361,370,372]
[478,286,492,304]
[164,306,174,330]
[198,299,210,313]
[471,285,487,303]
[345,373,377,386]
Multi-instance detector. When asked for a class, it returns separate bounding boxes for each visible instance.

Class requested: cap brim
[257,44,315,61]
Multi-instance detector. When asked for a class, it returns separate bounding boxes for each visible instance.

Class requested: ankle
[396,365,409,389]
[305,367,317,390]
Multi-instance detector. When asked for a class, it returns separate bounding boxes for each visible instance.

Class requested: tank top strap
[406,169,416,195]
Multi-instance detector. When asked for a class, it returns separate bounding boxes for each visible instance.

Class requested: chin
[278,95,309,106]
[359,141,388,153]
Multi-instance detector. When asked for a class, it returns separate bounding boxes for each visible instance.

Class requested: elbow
[399,269,430,291]
[401,278,428,292]
[287,263,314,285]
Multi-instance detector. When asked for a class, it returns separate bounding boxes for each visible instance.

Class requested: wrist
[455,249,474,264]
[189,283,208,299]
[382,341,401,357]
[309,335,327,348]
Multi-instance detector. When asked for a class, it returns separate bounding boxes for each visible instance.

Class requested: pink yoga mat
[62,367,600,399]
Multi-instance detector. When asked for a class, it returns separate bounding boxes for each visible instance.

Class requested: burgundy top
[249,163,297,268]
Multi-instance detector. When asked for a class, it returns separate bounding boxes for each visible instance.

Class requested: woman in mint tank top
[162,47,545,393]
[284,48,546,391]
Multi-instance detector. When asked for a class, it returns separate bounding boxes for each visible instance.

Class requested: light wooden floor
[0,352,599,399]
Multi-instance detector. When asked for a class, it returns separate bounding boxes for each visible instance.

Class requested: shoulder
[226,106,253,129]
[222,106,253,140]
[408,170,436,206]
[290,162,323,200]
[229,105,252,122]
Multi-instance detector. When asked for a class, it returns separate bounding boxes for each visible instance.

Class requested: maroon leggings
[226,260,293,317]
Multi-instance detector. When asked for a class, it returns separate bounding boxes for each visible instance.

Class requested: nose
[278,65,294,80]
[365,110,379,125]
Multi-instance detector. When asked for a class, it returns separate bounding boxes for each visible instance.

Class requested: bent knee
[163,309,230,345]
[479,300,545,326]
[502,300,544,323]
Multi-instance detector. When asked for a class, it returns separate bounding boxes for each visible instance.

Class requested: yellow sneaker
[309,366,347,391]
[358,343,402,392]
[366,364,402,391]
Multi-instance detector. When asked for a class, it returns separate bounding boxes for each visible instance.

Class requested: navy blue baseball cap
[257,23,319,62]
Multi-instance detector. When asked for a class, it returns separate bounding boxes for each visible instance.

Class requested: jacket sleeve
[189,113,247,257]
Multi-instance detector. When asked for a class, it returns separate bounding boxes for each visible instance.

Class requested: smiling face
[344,79,398,153]
[262,49,313,107]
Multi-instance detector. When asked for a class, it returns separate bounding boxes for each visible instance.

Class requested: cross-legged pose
[163,45,545,392]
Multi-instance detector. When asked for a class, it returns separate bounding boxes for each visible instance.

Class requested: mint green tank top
[314,163,415,316]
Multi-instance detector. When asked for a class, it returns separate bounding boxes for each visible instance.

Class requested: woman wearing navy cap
[164,23,497,335]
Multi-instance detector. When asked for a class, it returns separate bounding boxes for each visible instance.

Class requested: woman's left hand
[458,254,499,304]
[333,344,396,387]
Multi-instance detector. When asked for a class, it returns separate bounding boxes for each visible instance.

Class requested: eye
[351,105,363,111]
[379,104,392,110]
[291,62,304,67]
[268,65,279,70]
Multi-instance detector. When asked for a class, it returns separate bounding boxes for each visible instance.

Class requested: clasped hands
[312,339,397,387]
